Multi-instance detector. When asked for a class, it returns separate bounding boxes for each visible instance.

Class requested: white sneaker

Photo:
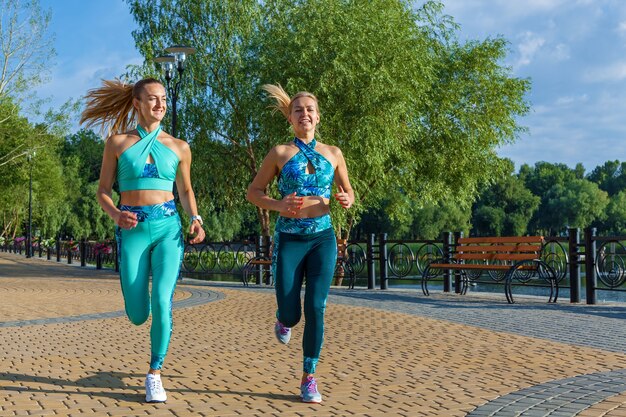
[145,373,167,403]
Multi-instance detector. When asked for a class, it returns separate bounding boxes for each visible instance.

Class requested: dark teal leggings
[272,227,337,374]
[116,207,183,370]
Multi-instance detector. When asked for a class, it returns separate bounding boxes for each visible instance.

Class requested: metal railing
[4,227,626,304]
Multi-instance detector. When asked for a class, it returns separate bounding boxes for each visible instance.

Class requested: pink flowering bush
[64,240,79,252]
[94,241,113,255]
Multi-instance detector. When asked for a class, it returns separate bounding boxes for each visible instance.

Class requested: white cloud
[584,61,626,82]
[443,0,568,24]
[441,0,626,170]
[30,50,142,128]
[551,43,570,61]
[513,0,568,12]
[554,94,589,106]
[515,32,546,68]
[503,88,626,171]
[26,0,142,126]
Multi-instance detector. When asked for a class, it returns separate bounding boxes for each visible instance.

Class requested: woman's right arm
[97,136,137,228]
[246,148,302,215]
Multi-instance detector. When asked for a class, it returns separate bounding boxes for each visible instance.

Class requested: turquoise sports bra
[277,138,334,199]
[117,125,179,192]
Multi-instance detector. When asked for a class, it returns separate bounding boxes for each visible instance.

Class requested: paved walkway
[2,252,626,416]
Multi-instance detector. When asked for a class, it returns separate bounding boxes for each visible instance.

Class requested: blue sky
[36,0,626,173]
[36,0,141,110]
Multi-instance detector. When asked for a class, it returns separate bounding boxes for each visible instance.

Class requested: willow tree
[0,98,67,238]
[127,0,530,238]
[0,0,55,98]
[127,0,268,239]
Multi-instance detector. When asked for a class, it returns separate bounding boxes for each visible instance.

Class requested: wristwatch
[191,215,203,226]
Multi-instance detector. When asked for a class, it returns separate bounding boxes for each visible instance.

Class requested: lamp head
[165,45,196,71]
[155,54,176,80]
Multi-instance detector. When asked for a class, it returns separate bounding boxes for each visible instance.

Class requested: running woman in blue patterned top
[80,78,205,404]
[247,84,354,403]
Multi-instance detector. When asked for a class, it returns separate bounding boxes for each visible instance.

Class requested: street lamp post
[155,45,196,139]
[26,151,35,258]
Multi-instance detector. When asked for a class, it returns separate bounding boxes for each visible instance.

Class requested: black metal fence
[0,238,117,271]
[181,240,257,277]
[4,227,626,305]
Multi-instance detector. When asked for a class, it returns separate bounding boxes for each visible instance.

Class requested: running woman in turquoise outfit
[247,84,354,403]
[80,78,205,403]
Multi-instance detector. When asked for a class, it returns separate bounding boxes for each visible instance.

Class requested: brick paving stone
[5,251,626,416]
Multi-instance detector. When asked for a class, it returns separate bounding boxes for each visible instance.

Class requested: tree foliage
[127,0,530,238]
[0,0,55,98]
[407,200,472,240]
[59,130,117,239]
[587,160,626,197]
[471,160,539,236]
[127,0,267,236]
[0,97,67,238]
[2,0,619,243]
[598,191,626,235]
[519,162,608,236]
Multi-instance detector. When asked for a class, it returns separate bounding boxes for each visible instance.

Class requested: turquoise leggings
[116,201,183,370]
[272,227,337,374]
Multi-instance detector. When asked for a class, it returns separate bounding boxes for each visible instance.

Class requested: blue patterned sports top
[275,138,335,234]
[277,138,334,198]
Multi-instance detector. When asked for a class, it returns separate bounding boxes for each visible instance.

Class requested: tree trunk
[257,206,271,236]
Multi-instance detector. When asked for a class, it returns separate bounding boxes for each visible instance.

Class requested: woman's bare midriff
[281,196,330,219]
[120,190,175,206]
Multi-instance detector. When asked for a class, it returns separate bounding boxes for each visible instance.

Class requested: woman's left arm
[333,147,354,209]
[175,140,206,244]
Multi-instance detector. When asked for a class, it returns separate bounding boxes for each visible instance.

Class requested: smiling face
[288,96,320,139]
[133,82,167,125]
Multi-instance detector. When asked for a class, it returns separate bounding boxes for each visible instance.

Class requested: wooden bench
[242,254,272,287]
[421,236,558,303]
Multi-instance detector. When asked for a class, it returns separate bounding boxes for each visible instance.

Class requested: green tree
[408,200,471,240]
[521,162,609,235]
[30,137,67,237]
[519,162,577,198]
[127,0,530,238]
[0,0,90,241]
[127,0,265,240]
[471,161,539,236]
[599,190,626,235]
[352,204,398,240]
[59,130,118,240]
[0,0,55,98]
[587,160,626,197]
[472,206,505,237]
[61,130,105,183]
[542,179,608,234]
[520,162,577,235]
[0,101,67,239]
[346,191,471,240]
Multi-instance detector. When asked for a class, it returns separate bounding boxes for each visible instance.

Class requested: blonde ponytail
[262,84,291,118]
[262,84,320,120]
[80,78,163,135]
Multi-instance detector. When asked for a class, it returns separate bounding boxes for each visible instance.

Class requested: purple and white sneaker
[274,320,291,344]
[300,375,322,403]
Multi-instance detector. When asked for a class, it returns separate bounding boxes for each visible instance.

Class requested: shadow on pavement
[0,371,299,403]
